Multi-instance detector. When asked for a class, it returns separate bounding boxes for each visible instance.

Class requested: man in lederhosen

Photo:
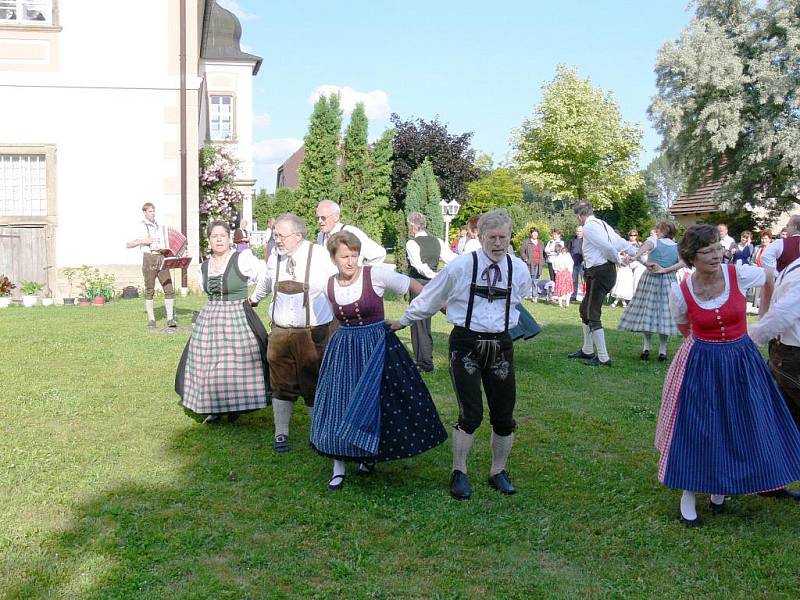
[391,209,531,500]
[568,200,637,366]
[405,211,457,372]
[266,213,337,452]
[126,202,177,328]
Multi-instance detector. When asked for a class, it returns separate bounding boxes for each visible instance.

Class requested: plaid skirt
[618,271,679,335]
[175,300,270,416]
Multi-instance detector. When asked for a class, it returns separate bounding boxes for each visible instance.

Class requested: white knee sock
[452,427,474,474]
[642,333,652,352]
[680,490,697,520]
[490,432,514,476]
[332,459,346,478]
[165,298,175,320]
[272,398,293,437]
[592,328,610,362]
[582,324,594,355]
[145,299,155,321]
[710,494,724,506]
[659,334,668,356]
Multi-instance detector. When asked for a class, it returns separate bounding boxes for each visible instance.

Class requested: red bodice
[680,264,746,342]
[777,235,800,273]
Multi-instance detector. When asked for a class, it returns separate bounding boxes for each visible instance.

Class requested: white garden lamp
[439,199,461,244]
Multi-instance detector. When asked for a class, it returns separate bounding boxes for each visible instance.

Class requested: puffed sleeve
[371,266,411,296]
[237,249,271,303]
[669,281,688,324]
[735,264,765,291]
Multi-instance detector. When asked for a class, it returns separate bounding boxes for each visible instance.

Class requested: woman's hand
[385,319,405,331]
[647,263,666,274]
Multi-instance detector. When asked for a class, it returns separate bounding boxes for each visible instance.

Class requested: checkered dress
[176,254,269,416]
[618,270,679,335]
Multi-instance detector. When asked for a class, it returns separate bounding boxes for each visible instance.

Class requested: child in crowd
[553,245,573,307]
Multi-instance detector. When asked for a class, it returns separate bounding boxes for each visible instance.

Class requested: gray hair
[787,214,800,231]
[275,213,307,238]
[407,211,427,230]
[573,200,594,217]
[477,209,513,236]
[317,199,341,215]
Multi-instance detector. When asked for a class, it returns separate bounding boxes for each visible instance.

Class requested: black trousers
[448,326,516,436]
[769,340,800,430]
[580,262,616,331]
[409,280,434,370]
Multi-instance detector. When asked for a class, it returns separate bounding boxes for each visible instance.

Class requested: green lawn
[2,297,799,599]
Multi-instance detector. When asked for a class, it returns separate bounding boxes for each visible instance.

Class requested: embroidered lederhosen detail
[271,244,315,327]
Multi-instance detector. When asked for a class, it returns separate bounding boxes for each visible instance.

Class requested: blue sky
[218,1,693,192]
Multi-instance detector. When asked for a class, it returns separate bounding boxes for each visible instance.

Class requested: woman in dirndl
[310,231,448,491]
[619,221,682,361]
[176,220,271,424]
[655,224,800,526]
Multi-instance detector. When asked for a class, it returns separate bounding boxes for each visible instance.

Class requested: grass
[2,297,800,599]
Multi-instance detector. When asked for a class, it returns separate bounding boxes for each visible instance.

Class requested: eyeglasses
[273,232,299,241]
[316,214,334,221]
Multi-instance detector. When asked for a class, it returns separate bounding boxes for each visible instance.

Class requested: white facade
[0,0,260,297]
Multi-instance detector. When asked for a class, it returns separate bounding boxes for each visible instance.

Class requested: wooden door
[0,225,47,297]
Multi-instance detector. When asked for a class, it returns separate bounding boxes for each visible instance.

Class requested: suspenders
[464,252,513,332]
[271,243,315,327]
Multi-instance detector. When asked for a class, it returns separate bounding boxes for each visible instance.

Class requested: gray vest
[408,235,441,281]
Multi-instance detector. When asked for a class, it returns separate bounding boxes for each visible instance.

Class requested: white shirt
[750,256,800,347]
[316,222,387,265]
[137,219,162,254]
[326,266,411,305]
[544,239,563,263]
[759,235,800,271]
[582,216,638,269]
[399,250,532,333]
[203,249,270,304]
[405,231,457,279]
[266,240,338,327]
[720,234,736,251]
[462,238,481,254]
[669,264,764,325]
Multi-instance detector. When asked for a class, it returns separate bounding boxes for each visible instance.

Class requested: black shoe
[273,434,289,453]
[202,414,221,424]
[357,462,376,475]
[585,357,612,367]
[758,488,800,501]
[568,350,595,359]
[708,497,726,514]
[417,364,434,373]
[658,353,667,362]
[167,318,177,328]
[640,350,650,361]
[449,470,472,500]
[488,470,517,495]
[680,515,702,528]
[227,413,240,423]
[327,473,345,491]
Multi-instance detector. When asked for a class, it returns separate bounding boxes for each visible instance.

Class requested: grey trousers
[410,280,434,370]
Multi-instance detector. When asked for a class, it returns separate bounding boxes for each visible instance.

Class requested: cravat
[480,262,502,302]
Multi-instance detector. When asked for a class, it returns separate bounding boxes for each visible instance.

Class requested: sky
[217,0,694,193]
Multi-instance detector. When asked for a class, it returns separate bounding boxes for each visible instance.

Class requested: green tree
[363,128,395,244]
[643,154,684,218]
[649,0,800,220]
[616,187,655,238]
[514,65,643,208]
[405,158,444,237]
[460,167,524,226]
[340,103,370,226]
[295,94,342,228]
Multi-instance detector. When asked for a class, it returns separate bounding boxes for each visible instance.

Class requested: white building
[0,0,261,298]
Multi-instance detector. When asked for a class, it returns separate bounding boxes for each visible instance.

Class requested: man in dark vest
[405,211,457,372]
[761,215,800,274]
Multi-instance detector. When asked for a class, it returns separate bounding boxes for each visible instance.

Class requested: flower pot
[0,297,11,308]
[41,298,54,307]
[22,295,38,307]
[63,297,75,305]
[92,296,105,305]
[78,297,91,307]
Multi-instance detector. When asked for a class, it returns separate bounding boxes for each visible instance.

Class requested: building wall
[0,0,203,297]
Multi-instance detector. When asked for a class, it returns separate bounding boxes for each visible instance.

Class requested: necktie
[286,256,296,278]
[480,262,502,302]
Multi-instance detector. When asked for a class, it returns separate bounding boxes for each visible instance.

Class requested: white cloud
[253,137,303,163]
[308,85,391,120]
[254,113,272,128]
[216,0,259,21]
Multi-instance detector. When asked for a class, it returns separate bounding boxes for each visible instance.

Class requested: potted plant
[0,275,14,308]
[62,267,78,305]
[81,267,115,306]
[20,280,44,307]
[76,265,95,306]
[41,287,54,307]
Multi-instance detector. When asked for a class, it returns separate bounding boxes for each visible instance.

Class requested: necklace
[693,272,725,301]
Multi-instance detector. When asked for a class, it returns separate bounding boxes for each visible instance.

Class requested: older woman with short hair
[654,224,800,526]
[310,231,447,491]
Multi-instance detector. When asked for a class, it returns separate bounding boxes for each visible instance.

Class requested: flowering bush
[199,145,243,255]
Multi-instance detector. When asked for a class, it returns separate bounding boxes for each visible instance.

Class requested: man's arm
[345,225,386,265]
[398,264,455,326]
[439,239,457,265]
[406,239,437,279]
[750,277,799,345]
[583,221,620,263]
[759,239,782,272]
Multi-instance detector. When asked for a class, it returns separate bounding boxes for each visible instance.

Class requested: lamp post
[439,199,461,245]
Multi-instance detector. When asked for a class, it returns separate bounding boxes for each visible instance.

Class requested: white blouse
[327,267,411,305]
[203,249,271,303]
[669,264,764,324]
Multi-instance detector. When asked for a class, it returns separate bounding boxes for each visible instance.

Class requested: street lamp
[439,198,461,244]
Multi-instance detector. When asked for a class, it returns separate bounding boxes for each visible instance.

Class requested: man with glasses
[266,213,338,452]
[315,199,386,265]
